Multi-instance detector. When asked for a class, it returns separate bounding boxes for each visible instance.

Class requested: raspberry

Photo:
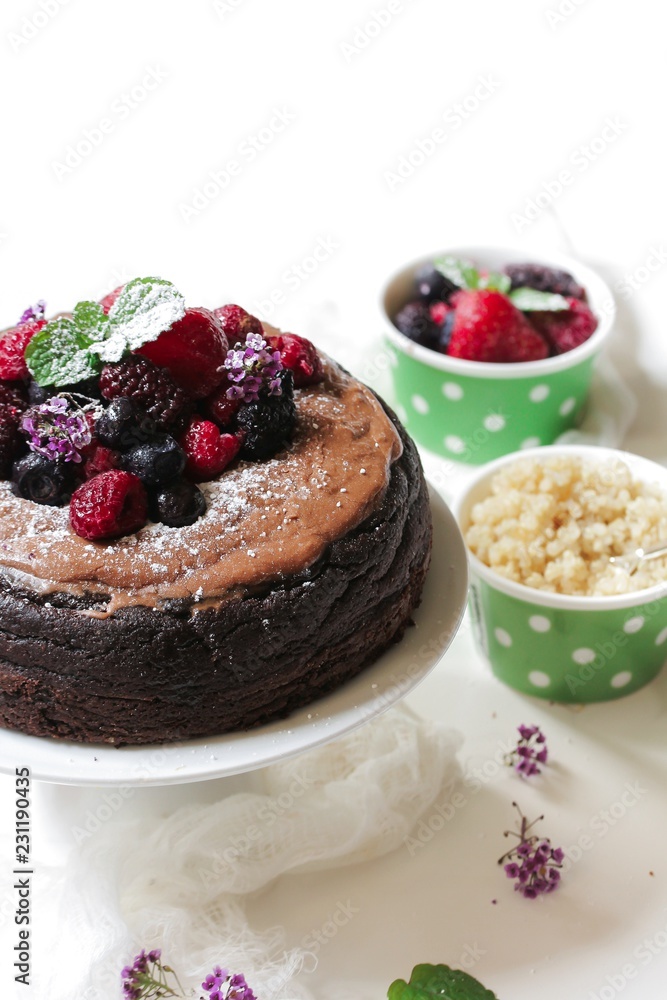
[394,301,441,350]
[179,417,243,482]
[236,370,296,461]
[149,479,207,527]
[448,289,549,363]
[100,356,192,431]
[529,298,599,355]
[137,307,228,399]
[0,320,46,381]
[266,333,324,388]
[83,444,122,480]
[414,263,460,303]
[204,386,242,428]
[0,403,24,478]
[504,263,586,301]
[12,453,75,506]
[70,471,148,540]
[0,381,28,411]
[214,304,263,341]
[99,285,125,314]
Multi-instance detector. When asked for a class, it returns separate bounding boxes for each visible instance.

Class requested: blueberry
[124,435,186,487]
[439,309,456,352]
[394,301,440,349]
[414,264,459,304]
[96,398,157,451]
[11,453,75,506]
[150,479,207,527]
[27,382,51,406]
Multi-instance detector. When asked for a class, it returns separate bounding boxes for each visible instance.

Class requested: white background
[1,0,667,998]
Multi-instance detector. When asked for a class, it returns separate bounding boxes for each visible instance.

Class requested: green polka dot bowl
[382,246,615,464]
[453,445,667,703]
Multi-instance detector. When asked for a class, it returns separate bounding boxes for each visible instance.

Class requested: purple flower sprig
[121,949,183,1000]
[20,395,93,464]
[223,332,283,403]
[19,300,46,325]
[202,967,257,1000]
[498,802,564,900]
[121,950,256,1000]
[505,724,548,778]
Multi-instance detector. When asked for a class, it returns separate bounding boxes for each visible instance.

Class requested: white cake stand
[0,485,468,786]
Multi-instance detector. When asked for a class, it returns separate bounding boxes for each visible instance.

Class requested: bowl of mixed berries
[382,247,615,464]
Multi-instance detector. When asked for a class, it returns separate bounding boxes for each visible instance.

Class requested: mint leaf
[434,256,479,291]
[73,300,109,341]
[92,276,186,362]
[388,964,498,1000]
[25,316,101,388]
[480,271,512,294]
[509,287,568,312]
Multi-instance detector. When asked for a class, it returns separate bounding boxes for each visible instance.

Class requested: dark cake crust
[0,412,432,745]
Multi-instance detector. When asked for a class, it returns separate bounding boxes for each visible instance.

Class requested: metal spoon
[609,541,667,576]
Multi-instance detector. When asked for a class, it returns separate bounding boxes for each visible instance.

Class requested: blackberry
[0,382,28,411]
[96,398,158,451]
[149,479,207,527]
[414,263,459,304]
[504,263,586,301]
[236,370,296,461]
[11,453,75,506]
[394,301,441,349]
[100,356,192,431]
[124,435,186,487]
[0,402,23,478]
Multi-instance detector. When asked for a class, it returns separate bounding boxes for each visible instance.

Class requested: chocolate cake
[0,283,432,745]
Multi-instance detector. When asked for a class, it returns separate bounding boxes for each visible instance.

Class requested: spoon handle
[639,541,667,563]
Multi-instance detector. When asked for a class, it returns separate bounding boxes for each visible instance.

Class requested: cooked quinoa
[465,455,667,596]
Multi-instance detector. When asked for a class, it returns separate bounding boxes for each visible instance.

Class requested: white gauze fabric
[37,706,462,1000]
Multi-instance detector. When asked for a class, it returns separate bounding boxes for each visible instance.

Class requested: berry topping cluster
[0,279,324,541]
[393,257,599,364]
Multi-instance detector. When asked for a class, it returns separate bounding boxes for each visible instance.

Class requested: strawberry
[99,285,125,315]
[179,416,243,482]
[137,307,228,399]
[0,320,46,381]
[447,290,548,363]
[528,298,598,355]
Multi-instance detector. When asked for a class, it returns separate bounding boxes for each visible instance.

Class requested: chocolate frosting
[0,358,402,614]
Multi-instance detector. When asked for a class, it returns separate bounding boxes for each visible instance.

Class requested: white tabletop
[1,0,667,997]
